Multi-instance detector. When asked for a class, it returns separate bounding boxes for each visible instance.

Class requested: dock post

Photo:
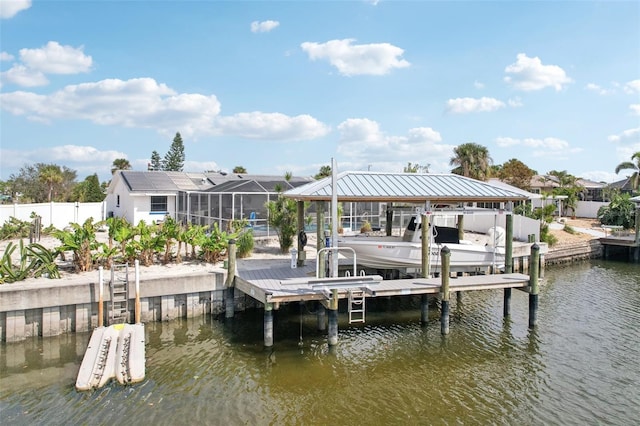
[528,244,540,328]
[135,260,141,324]
[225,239,237,319]
[317,304,326,331]
[420,294,429,324]
[328,289,339,346]
[98,266,104,328]
[297,201,306,267]
[264,303,274,347]
[504,213,513,317]
[457,214,464,242]
[440,246,451,335]
[421,213,431,278]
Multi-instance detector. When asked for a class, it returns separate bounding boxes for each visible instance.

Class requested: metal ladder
[110,263,129,324]
[348,290,366,323]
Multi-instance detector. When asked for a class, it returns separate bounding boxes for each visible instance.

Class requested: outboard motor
[487,226,506,247]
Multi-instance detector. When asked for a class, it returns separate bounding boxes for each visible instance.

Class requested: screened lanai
[175,175,315,235]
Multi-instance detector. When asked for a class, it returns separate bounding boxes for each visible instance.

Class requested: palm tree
[449,143,493,181]
[615,151,640,191]
[111,158,132,174]
[38,165,63,202]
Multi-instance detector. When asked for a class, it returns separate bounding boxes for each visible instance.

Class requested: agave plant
[0,240,60,283]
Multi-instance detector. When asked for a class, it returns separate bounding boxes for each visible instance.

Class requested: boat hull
[338,237,505,271]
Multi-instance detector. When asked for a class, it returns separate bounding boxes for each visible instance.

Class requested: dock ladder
[348,289,366,323]
[109,263,130,324]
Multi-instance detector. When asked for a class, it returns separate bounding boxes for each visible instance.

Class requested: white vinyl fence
[0,202,106,229]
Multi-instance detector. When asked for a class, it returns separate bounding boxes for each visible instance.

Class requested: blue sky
[1,0,639,184]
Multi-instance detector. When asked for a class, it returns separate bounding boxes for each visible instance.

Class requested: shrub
[360,220,372,233]
[236,228,254,258]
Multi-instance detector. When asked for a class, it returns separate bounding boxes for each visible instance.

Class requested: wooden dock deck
[234,258,530,305]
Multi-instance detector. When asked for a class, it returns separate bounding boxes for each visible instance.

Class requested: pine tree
[150,151,163,171]
[164,132,186,171]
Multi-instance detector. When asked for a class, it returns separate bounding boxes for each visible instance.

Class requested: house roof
[116,171,214,193]
[487,178,542,199]
[283,171,528,203]
[206,175,314,193]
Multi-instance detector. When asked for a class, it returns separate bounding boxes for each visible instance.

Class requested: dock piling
[317,304,326,331]
[98,266,104,328]
[264,303,273,347]
[529,244,540,328]
[328,308,338,346]
[134,260,141,324]
[225,239,237,319]
[440,246,451,335]
[420,294,429,324]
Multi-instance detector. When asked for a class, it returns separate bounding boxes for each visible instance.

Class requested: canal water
[1,260,638,425]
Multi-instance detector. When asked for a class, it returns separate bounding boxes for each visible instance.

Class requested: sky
[1,0,639,185]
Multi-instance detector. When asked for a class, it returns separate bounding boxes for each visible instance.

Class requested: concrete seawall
[0,270,229,343]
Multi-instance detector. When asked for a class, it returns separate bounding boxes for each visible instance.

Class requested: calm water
[1,260,639,425]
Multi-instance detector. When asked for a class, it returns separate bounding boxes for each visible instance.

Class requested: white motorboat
[338,216,505,272]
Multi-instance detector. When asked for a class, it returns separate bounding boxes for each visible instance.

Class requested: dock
[232,243,541,347]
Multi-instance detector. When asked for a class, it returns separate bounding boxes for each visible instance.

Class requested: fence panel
[0,202,105,229]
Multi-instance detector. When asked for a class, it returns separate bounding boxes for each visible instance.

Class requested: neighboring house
[528,175,560,195]
[607,177,637,196]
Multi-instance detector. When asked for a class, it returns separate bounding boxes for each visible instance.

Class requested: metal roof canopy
[283,171,528,203]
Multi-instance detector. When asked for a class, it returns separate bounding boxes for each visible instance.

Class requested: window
[150,196,168,213]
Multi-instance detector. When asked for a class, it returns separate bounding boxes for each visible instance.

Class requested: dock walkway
[235,257,530,305]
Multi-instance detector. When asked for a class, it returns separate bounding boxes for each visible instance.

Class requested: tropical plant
[449,143,493,181]
[403,162,430,173]
[39,164,64,202]
[266,194,298,253]
[232,166,247,173]
[0,240,60,283]
[360,220,372,233]
[111,158,132,174]
[183,223,206,259]
[0,217,32,240]
[230,219,254,258]
[53,218,101,272]
[598,193,635,229]
[198,223,231,263]
[614,151,640,192]
[133,220,164,266]
[158,216,178,264]
[314,165,332,180]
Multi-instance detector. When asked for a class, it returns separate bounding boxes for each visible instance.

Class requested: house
[106,170,314,228]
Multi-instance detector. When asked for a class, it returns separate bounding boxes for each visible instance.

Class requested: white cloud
[624,79,640,94]
[496,136,580,160]
[446,97,505,114]
[214,112,330,140]
[608,127,640,143]
[0,0,31,19]
[0,41,93,87]
[585,83,612,95]
[1,64,48,87]
[0,145,126,177]
[0,77,331,142]
[0,51,14,61]
[20,41,92,74]
[630,104,640,116]
[250,20,280,33]
[474,80,484,89]
[504,53,572,91]
[336,118,452,167]
[300,39,410,76]
[507,97,523,107]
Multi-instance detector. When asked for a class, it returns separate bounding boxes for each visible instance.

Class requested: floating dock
[75,323,145,391]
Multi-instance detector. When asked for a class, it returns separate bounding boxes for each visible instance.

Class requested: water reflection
[1,260,639,424]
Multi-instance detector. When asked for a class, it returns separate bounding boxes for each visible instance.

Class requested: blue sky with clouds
[1,0,639,184]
